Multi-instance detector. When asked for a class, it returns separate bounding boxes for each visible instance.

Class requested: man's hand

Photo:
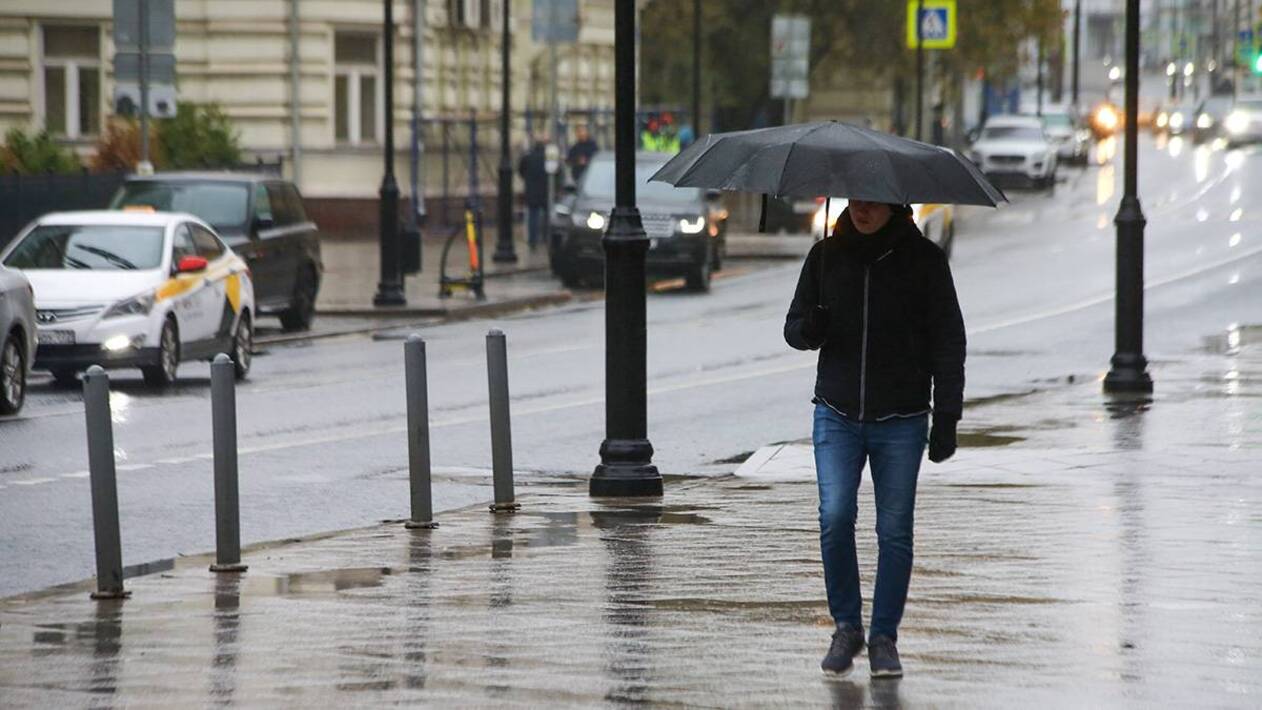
[928,415,958,463]
[801,305,830,344]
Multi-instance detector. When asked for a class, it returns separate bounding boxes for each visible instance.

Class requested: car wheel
[232,311,253,381]
[0,333,25,415]
[685,249,712,293]
[279,265,318,332]
[142,318,179,388]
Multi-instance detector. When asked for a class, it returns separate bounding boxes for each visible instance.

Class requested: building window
[334,32,379,145]
[42,25,101,138]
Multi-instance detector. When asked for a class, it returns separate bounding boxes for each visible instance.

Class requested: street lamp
[373,0,406,306]
[493,0,517,264]
[590,0,662,498]
[1104,0,1152,395]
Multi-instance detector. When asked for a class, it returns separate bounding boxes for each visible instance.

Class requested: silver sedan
[0,264,36,414]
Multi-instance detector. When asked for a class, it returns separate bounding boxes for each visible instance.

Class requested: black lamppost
[493,0,517,264]
[590,0,662,498]
[373,0,406,306]
[692,0,702,136]
[915,0,924,140]
[1072,0,1081,106]
[1104,0,1153,394]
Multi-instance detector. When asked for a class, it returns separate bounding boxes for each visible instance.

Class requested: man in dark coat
[517,136,549,250]
[566,125,598,184]
[784,200,966,680]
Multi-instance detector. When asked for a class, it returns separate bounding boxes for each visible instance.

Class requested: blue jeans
[526,205,546,248]
[813,404,927,641]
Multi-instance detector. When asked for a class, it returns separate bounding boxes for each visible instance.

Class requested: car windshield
[1041,114,1073,128]
[1237,99,1262,111]
[1201,97,1232,114]
[982,126,1044,141]
[580,161,701,204]
[3,224,165,271]
[110,182,249,229]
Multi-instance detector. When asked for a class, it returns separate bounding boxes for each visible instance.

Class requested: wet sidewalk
[2,349,1260,707]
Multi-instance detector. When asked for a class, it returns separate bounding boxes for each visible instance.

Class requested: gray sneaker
[821,624,865,678]
[868,635,903,678]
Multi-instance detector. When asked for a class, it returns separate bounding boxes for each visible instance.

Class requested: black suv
[551,151,726,291]
[110,173,322,331]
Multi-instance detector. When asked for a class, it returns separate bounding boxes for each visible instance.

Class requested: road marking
[12,478,57,486]
[61,471,90,479]
[116,464,154,472]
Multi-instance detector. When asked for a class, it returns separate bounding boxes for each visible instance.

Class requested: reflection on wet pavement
[1,351,1260,706]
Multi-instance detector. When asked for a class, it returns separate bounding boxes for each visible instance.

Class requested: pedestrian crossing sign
[906,0,957,50]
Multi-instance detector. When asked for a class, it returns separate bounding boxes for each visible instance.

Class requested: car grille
[37,305,104,324]
[640,213,676,239]
[989,155,1025,166]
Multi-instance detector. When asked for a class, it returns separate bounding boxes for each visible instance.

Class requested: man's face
[576,127,589,141]
[849,200,892,234]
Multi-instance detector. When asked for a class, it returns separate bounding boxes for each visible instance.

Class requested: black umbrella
[651,121,1006,207]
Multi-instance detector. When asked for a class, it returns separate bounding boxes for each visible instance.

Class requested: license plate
[38,330,75,345]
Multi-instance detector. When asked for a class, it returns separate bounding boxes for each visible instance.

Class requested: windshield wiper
[63,255,92,269]
[72,243,138,269]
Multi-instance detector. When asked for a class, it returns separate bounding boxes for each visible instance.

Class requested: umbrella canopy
[651,121,1006,207]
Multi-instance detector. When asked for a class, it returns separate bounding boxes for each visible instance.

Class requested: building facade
[0,0,616,208]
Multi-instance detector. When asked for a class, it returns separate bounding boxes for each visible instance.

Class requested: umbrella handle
[817,197,829,306]
[758,194,768,233]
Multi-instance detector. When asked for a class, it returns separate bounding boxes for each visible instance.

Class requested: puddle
[261,567,394,596]
[711,450,756,465]
[645,597,830,625]
[1202,324,1262,353]
[958,427,1026,448]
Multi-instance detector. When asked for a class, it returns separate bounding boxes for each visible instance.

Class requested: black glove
[801,305,830,344]
[928,415,958,463]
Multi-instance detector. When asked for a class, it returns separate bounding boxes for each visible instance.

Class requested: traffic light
[1255,51,1262,75]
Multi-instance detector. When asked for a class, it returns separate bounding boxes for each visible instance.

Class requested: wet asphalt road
[2,135,1259,597]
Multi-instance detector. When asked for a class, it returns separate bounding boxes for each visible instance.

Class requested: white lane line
[116,464,154,472]
[12,478,57,486]
[155,457,198,465]
[61,471,90,479]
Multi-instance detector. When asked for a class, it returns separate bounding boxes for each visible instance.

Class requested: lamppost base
[373,285,407,307]
[492,251,519,264]
[1104,353,1153,394]
[590,462,663,497]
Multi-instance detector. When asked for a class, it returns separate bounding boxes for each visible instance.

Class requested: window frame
[40,24,103,139]
[332,31,382,146]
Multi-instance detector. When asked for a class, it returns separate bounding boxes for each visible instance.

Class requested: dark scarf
[832,207,914,262]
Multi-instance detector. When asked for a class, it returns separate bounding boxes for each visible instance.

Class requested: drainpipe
[289,0,302,185]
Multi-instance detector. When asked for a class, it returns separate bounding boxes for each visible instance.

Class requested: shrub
[89,118,162,172]
[157,103,242,169]
[0,128,82,174]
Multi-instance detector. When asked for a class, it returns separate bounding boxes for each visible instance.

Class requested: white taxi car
[0,211,255,387]
[811,199,957,258]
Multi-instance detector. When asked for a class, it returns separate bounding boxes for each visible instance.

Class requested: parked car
[1026,105,1090,165]
[810,199,957,258]
[0,211,255,387]
[1193,95,1234,143]
[110,173,321,331]
[551,151,726,291]
[0,264,36,414]
[1224,96,1262,146]
[966,115,1058,189]
[1156,101,1195,137]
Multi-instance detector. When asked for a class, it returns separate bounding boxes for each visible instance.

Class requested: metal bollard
[83,366,129,599]
[486,329,520,512]
[209,354,247,573]
[404,335,437,529]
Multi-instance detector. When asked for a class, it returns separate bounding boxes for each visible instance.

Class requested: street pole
[138,0,150,172]
[692,0,701,137]
[374,0,406,306]
[1037,35,1045,116]
[1105,0,1153,395]
[1072,0,1081,106]
[915,0,924,140]
[591,0,661,498]
[493,0,517,263]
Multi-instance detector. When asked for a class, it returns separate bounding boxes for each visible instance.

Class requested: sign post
[906,0,956,141]
[113,0,177,174]
[770,14,810,124]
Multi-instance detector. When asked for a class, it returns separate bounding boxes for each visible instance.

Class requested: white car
[0,264,36,414]
[966,115,1058,189]
[810,199,957,257]
[1024,105,1090,165]
[0,211,255,387]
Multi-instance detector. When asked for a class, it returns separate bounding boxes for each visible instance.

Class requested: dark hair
[889,204,913,217]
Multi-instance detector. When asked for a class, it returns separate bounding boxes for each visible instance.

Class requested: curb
[257,291,574,346]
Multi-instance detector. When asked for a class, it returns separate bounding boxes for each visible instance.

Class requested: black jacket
[518,145,548,207]
[784,210,966,421]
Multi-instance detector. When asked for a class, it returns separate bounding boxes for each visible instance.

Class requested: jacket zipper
[858,266,871,420]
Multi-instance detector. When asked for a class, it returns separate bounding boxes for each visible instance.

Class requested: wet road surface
[1,136,1260,598]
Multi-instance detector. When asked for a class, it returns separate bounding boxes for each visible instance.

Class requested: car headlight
[1156,112,1168,128]
[1169,112,1184,129]
[584,211,606,231]
[102,292,155,319]
[1225,111,1249,135]
[1196,113,1213,129]
[678,216,706,234]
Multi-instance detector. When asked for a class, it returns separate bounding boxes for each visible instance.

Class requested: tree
[89,118,162,172]
[157,103,242,169]
[0,128,82,174]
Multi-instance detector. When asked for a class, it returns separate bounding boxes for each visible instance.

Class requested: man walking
[784,201,965,679]
[566,124,599,184]
[517,135,549,251]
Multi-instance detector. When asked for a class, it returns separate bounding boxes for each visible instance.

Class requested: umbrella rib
[774,122,829,197]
